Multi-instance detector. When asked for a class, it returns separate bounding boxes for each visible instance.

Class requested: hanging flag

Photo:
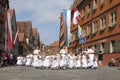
[78,24,82,38]
[73,7,81,25]
[63,9,71,46]
[5,10,13,50]
[13,29,19,44]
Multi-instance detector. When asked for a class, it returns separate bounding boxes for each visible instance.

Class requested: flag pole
[66,46,68,54]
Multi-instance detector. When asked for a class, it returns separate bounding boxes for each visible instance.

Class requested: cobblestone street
[0,66,120,80]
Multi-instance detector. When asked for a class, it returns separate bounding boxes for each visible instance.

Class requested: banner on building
[63,9,71,46]
[5,10,13,50]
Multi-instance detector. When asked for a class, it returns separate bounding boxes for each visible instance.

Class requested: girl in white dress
[60,54,67,69]
[82,52,88,69]
[25,54,33,66]
[75,53,82,68]
[43,54,51,69]
[16,55,25,66]
[51,54,60,70]
[32,46,41,68]
[92,54,98,69]
[68,53,75,69]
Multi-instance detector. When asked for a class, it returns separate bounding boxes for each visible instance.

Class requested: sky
[9,0,73,45]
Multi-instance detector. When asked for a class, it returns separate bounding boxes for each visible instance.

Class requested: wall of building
[0,0,9,50]
[68,0,120,66]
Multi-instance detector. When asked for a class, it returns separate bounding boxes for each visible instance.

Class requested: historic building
[0,0,9,50]
[69,0,120,65]
[17,21,33,55]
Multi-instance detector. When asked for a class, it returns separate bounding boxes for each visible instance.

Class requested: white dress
[69,55,75,68]
[32,56,39,68]
[26,55,32,66]
[51,55,60,69]
[43,56,51,68]
[33,55,43,68]
[82,55,88,68]
[16,56,25,66]
[32,49,41,67]
[93,58,98,68]
[60,49,66,54]
[60,54,67,67]
[75,55,82,68]
[87,49,95,67]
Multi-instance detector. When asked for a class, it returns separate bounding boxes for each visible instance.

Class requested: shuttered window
[115,40,120,53]
[96,44,100,53]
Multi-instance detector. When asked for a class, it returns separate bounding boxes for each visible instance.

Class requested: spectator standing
[98,51,103,67]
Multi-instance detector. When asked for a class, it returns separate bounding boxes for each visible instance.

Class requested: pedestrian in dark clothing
[98,51,103,66]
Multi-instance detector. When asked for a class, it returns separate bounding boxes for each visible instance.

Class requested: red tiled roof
[18,33,24,42]
[17,21,32,37]
[51,40,59,47]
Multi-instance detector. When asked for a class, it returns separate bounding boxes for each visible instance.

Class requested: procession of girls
[16,47,100,69]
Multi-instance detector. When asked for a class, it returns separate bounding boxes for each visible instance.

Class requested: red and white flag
[13,29,19,44]
[73,7,81,25]
[5,10,13,50]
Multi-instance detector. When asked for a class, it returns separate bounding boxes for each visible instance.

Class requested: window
[100,16,106,31]
[87,24,92,37]
[82,28,86,37]
[82,8,85,18]
[88,3,91,9]
[100,43,105,53]
[94,0,97,5]
[88,3,91,15]
[92,20,98,34]
[93,0,98,11]
[109,11,117,28]
[100,0,105,7]
[110,41,115,53]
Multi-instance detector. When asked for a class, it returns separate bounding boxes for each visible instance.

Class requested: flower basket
[100,0,105,7]
[92,30,97,35]
[108,22,116,28]
[100,26,106,31]
[92,4,97,12]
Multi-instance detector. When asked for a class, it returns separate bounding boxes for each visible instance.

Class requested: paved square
[0,66,120,80]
